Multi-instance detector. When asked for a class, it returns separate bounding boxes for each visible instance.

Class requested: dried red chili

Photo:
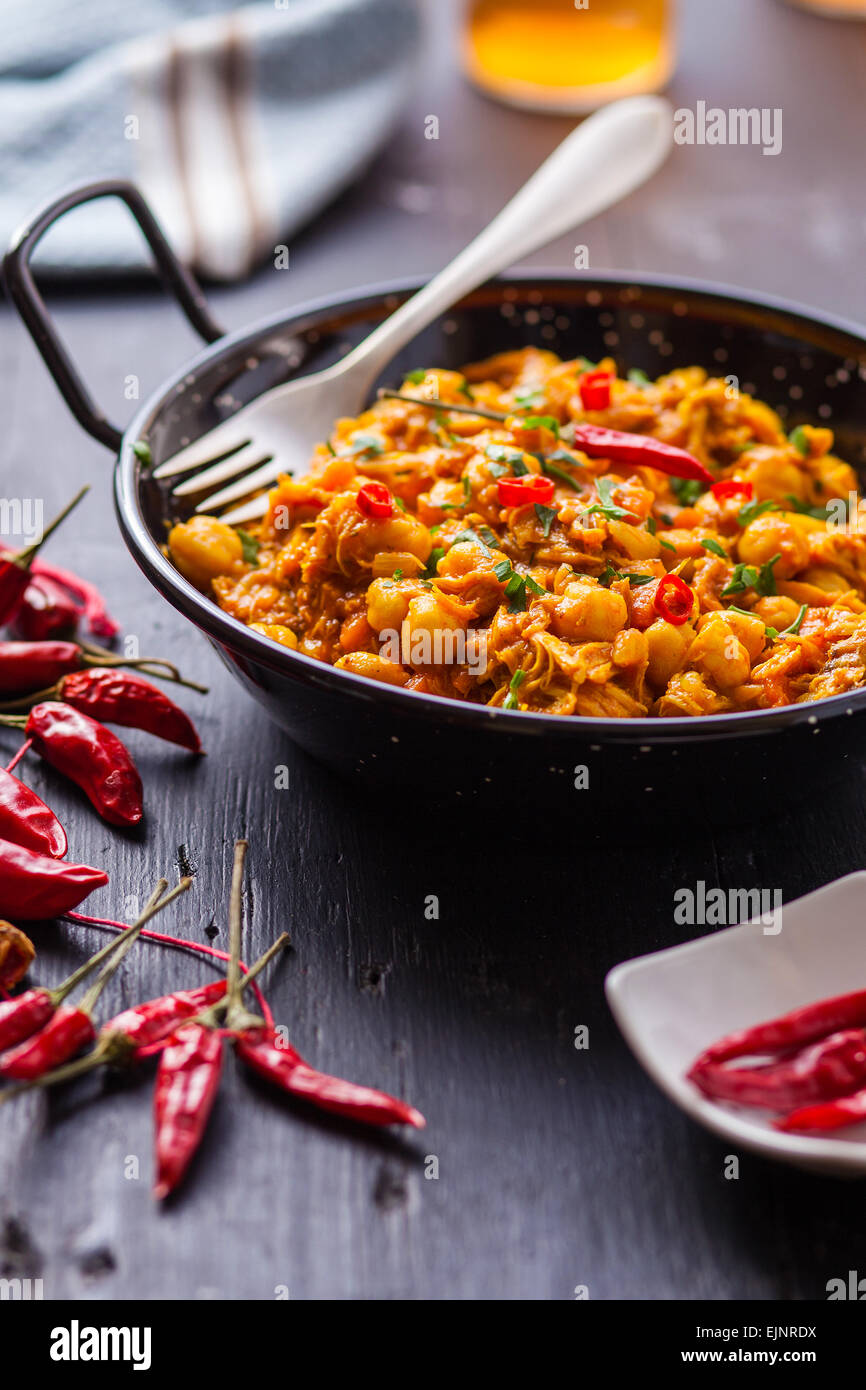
[357,482,393,519]
[689,1029,866,1110]
[0,548,120,642]
[711,479,753,502]
[497,475,556,508]
[0,639,207,701]
[23,702,144,826]
[0,766,67,858]
[101,980,227,1052]
[235,1028,425,1128]
[53,670,201,752]
[0,837,107,920]
[13,575,80,641]
[0,922,35,990]
[776,1088,866,1133]
[570,424,714,485]
[653,573,694,626]
[0,489,88,626]
[152,1022,223,1199]
[690,988,866,1068]
[578,369,613,412]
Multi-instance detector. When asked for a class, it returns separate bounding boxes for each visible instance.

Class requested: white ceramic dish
[605,872,866,1177]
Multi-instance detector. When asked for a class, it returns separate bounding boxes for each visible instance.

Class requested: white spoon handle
[344,94,672,380]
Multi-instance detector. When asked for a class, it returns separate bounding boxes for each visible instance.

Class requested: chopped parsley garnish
[599,565,653,588]
[514,387,544,409]
[534,503,557,538]
[237,529,260,565]
[722,552,780,598]
[659,538,677,553]
[451,527,494,554]
[487,462,508,478]
[462,475,472,502]
[582,475,633,522]
[731,439,756,456]
[486,444,528,475]
[700,537,728,559]
[493,559,544,612]
[520,414,560,437]
[423,546,446,578]
[393,569,403,581]
[627,368,653,389]
[737,498,779,527]
[458,377,474,401]
[789,425,810,458]
[405,369,427,385]
[504,668,526,710]
[324,439,336,456]
[434,411,461,445]
[783,493,832,521]
[646,516,657,535]
[577,357,598,371]
[626,573,655,586]
[670,477,703,506]
[726,602,807,642]
[777,603,807,637]
[132,439,152,466]
[348,434,384,457]
[540,451,583,491]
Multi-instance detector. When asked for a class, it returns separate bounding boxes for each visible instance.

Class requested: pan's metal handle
[3,180,224,452]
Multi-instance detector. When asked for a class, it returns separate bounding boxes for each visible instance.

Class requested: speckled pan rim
[114,271,866,745]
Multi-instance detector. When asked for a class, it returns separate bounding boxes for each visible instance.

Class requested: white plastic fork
[154,95,673,525]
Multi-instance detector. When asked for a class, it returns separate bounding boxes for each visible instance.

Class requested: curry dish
[168,349,866,718]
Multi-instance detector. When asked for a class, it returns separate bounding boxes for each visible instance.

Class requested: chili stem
[14,487,89,566]
[377,389,507,422]
[226,839,248,1000]
[79,643,209,693]
[78,878,191,1016]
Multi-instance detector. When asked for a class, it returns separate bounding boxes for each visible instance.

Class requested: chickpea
[606,519,661,560]
[437,541,495,578]
[405,591,465,641]
[169,515,244,591]
[697,609,766,663]
[550,585,627,642]
[249,622,298,650]
[366,513,433,564]
[366,577,413,633]
[645,618,695,689]
[688,617,751,689]
[737,514,809,579]
[334,652,409,686]
[753,595,801,630]
[612,628,648,668]
[799,566,850,593]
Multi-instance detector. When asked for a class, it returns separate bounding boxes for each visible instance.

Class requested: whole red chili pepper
[54,670,201,753]
[0,1004,97,1081]
[689,1029,866,1110]
[0,766,67,857]
[690,988,866,1068]
[0,547,119,641]
[24,702,143,826]
[497,475,556,508]
[12,574,80,641]
[356,482,394,519]
[101,980,227,1051]
[653,573,694,626]
[711,479,753,503]
[0,877,190,1083]
[578,369,613,412]
[0,640,208,701]
[0,837,107,920]
[0,488,88,625]
[570,424,714,485]
[235,1028,425,1128]
[775,1088,866,1133]
[153,1022,224,1199]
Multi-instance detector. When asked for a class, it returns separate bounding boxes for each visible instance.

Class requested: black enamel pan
[5,181,866,822]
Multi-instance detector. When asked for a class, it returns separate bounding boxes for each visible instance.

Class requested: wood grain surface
[1,0,864,1300]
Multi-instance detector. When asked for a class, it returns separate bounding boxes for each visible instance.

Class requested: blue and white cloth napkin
[0,0,419,279]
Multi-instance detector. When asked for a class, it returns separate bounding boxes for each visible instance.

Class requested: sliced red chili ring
[578,369,613,412]
[356,482,394,519]
[497,475,556,508]
[711,479,753,502]
[653,573,693,626]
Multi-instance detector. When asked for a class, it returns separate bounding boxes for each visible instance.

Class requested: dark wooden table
[1,0,864,1301]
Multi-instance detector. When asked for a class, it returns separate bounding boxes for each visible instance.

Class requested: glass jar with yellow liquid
[463,0,676,113]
